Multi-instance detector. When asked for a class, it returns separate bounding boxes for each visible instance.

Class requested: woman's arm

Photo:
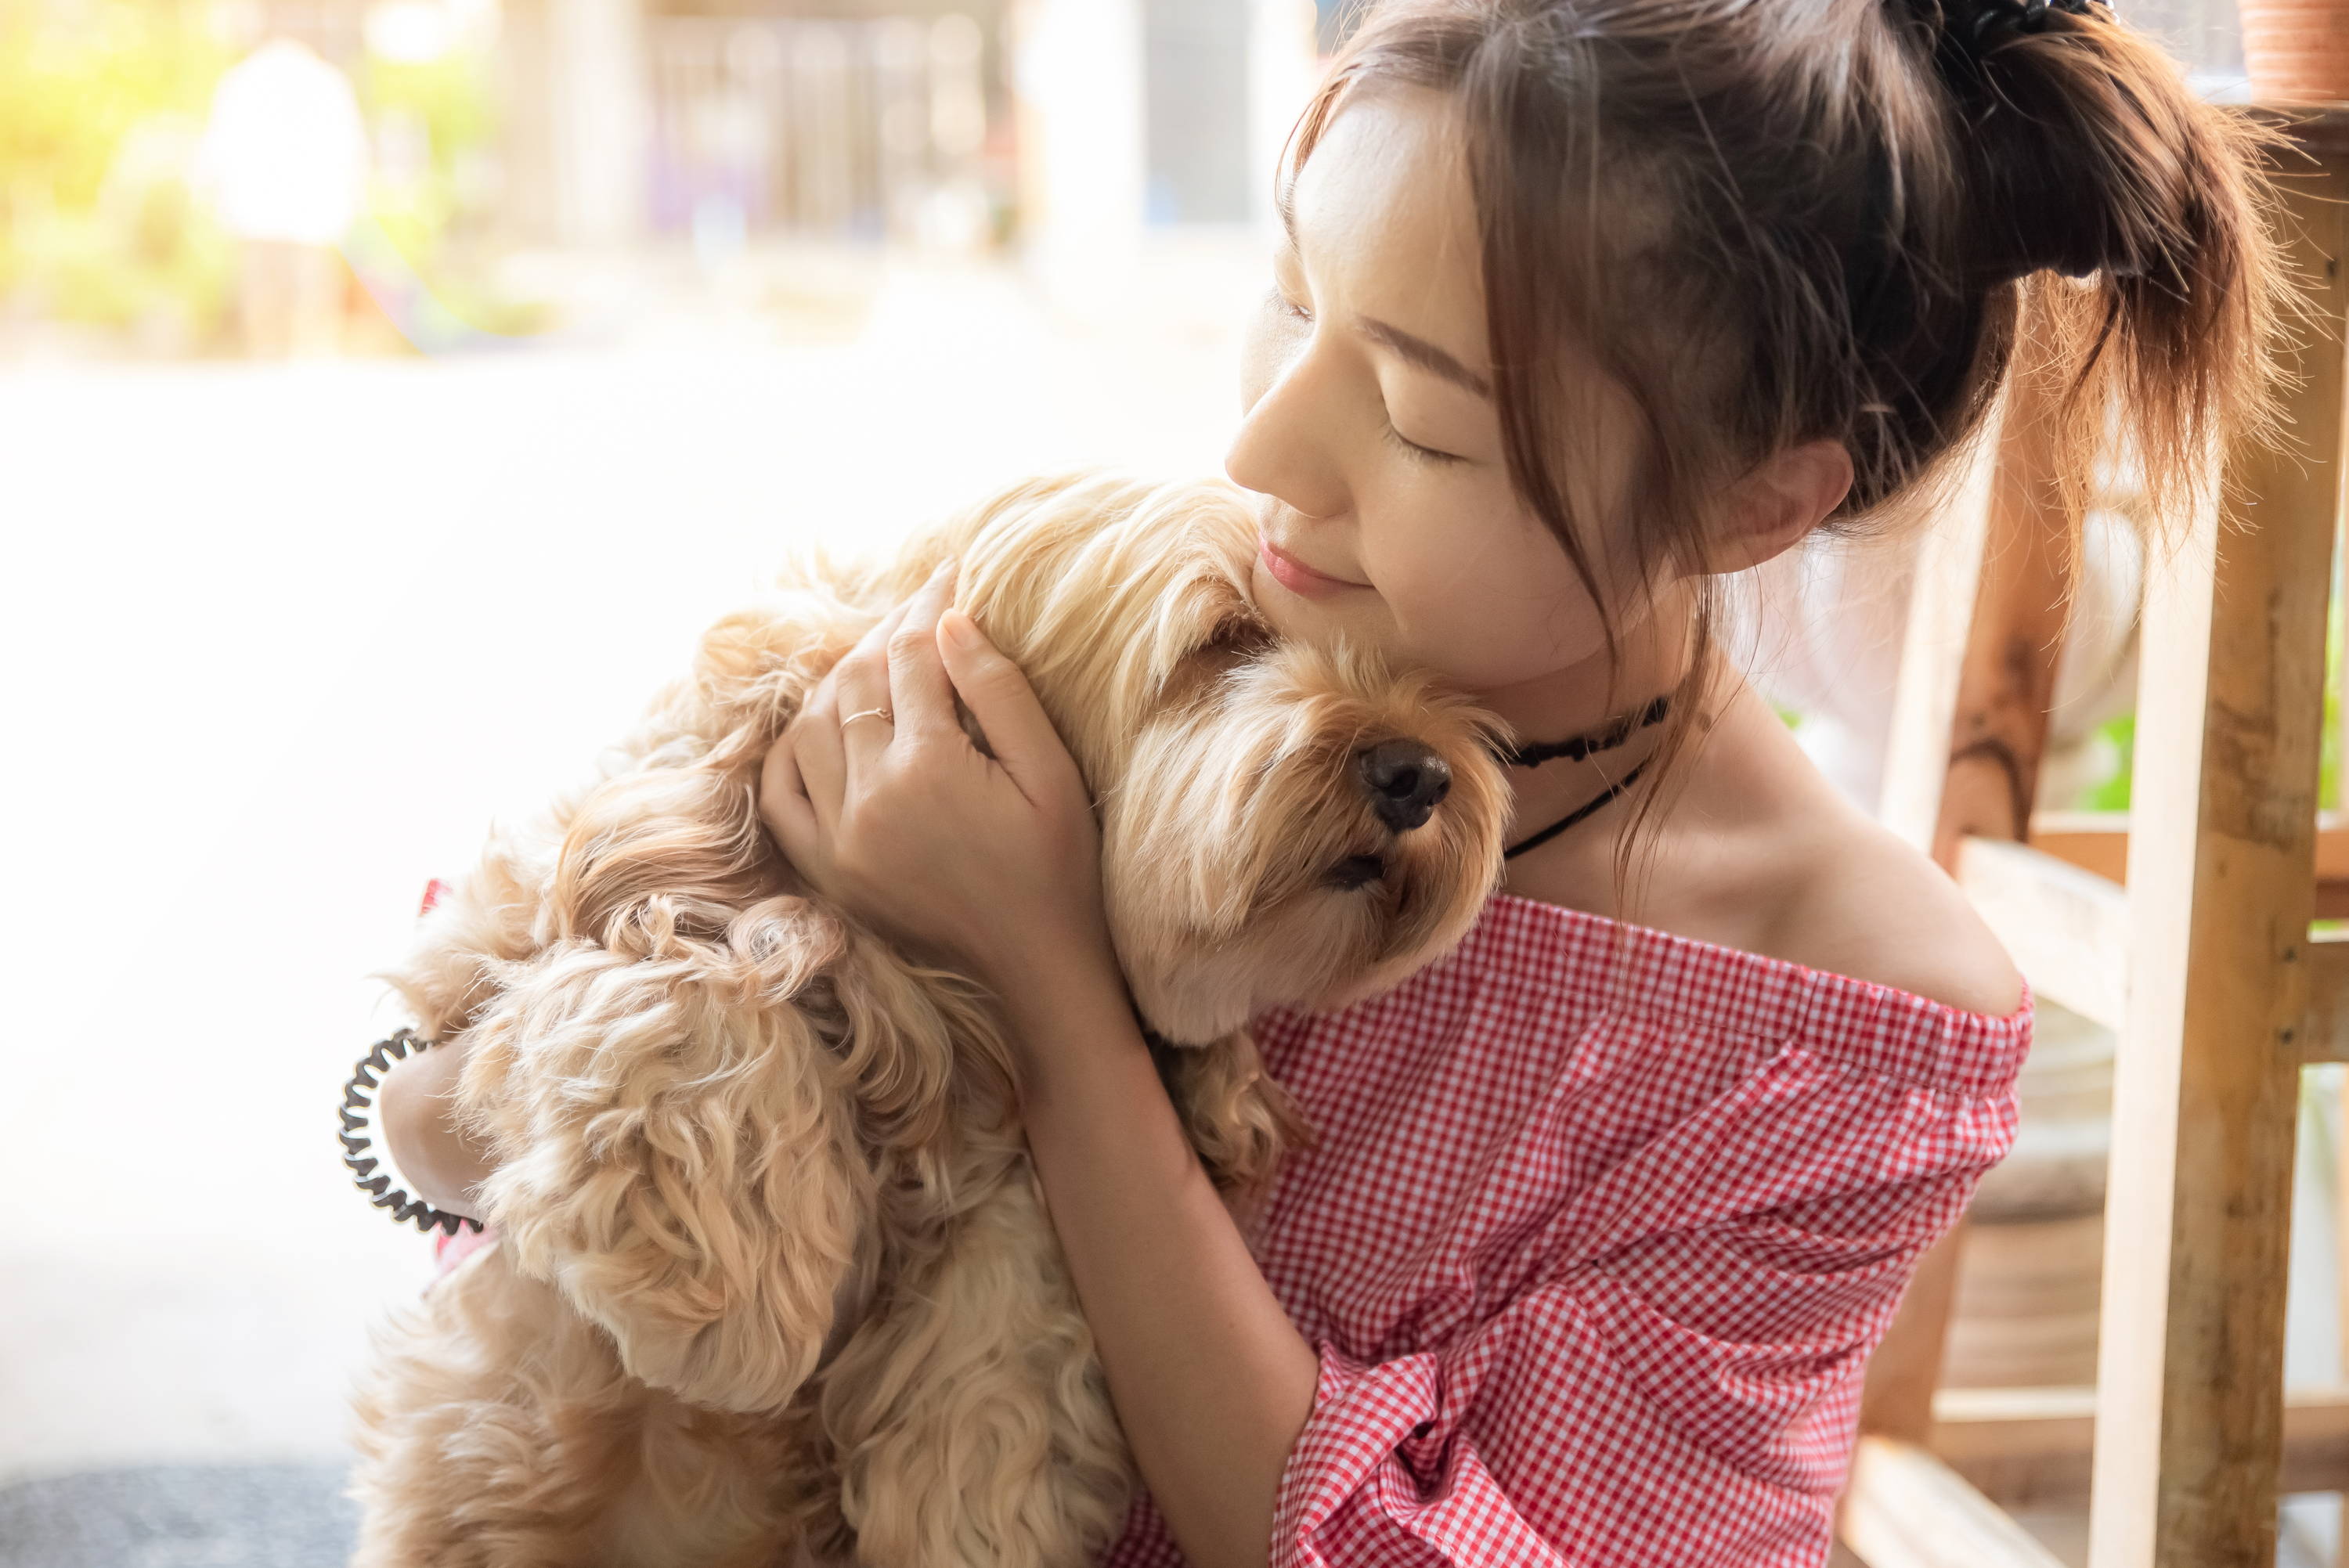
[1003,962,1320,1568]
[373,1040,493,1220]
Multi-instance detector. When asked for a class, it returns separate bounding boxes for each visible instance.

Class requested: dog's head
[915,471,1508,1044]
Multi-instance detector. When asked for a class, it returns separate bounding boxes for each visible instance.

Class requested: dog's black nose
[1355,739,1451,833]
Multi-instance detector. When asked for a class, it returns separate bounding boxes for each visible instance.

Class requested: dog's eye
[1173,615,1277,701]
[1326,854,1385,890]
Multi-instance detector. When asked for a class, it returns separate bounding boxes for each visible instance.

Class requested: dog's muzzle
[1355,739,1452,834]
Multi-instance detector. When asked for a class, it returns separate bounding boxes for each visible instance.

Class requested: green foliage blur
[357,46,547,337]
[0,0,235,343]
[0,0,519,351]
[364,52,492,260]
[0,0,228,214]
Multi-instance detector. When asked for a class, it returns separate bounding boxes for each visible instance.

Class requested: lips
[1259,536,1369,598]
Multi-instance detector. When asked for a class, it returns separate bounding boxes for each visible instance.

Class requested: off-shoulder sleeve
[1267,1046,2021,1568]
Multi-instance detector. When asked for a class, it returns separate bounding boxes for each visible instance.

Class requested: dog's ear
[698,597,853,706]
[1157,1029,1315,1196]
[1203,611,1276,662]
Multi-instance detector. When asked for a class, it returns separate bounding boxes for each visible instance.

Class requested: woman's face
[1228,85,1651,698]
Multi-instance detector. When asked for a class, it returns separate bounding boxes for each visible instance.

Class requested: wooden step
[1970,831,2349,1065]
[2303,930,2349,1063]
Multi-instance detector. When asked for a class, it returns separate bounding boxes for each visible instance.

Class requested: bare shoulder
[1534,684,2027,1017]
[1756,815,2026,1018]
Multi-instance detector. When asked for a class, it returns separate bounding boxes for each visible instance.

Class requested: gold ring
[843,707,893,727]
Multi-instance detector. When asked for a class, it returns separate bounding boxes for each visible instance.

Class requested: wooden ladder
[1833,110,2349,1568]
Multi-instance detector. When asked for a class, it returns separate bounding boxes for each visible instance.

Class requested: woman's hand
[374,1037,493,1220]
[758,562,1123,1015]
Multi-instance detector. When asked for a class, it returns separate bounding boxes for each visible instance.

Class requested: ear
[1693,439,1853,576]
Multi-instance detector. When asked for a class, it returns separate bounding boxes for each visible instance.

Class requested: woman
[381,0,2286,1560]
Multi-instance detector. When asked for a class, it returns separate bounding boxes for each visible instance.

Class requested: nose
[1355,739,1452,834]
[1227,321,1350,524]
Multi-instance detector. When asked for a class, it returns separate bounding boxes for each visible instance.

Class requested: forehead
[1287,86,1488,370]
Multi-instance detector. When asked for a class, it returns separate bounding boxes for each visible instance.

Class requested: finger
[790,683,850,839]
[832,602,911,772]
[758,731,824,871]
[888,562,962,741]
[936,609,1075,802]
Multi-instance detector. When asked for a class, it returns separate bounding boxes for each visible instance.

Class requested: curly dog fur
[347,471,1508,1568]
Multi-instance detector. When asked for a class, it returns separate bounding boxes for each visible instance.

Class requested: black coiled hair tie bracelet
[340,1027,485,1237]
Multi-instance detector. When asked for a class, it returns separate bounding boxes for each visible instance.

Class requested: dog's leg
[348,1245,652,1568]
[601,1391,809,1568]
[351,1245,801,1568]
[814,1144,1133,1568]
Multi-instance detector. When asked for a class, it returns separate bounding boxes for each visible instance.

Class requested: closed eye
[1381,419,1465,467]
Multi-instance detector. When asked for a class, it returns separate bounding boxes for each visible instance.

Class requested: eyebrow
[1358,318,1492,400]
[1276,179,1494,402]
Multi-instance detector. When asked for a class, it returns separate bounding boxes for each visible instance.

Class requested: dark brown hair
[1290,0,2293,896]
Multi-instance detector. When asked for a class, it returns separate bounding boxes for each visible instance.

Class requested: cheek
[1397,562,1604,687]
[1371,496,1615,688]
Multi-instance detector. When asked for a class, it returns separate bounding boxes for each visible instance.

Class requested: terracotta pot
[2244,0,2349,106]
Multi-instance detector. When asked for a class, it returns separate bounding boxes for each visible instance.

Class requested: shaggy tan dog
[348,471,1508,1568]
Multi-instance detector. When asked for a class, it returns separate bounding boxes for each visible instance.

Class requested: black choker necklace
[1487,694,1670,770]
[1503,759,1651,860]
[1492,694,1670,860]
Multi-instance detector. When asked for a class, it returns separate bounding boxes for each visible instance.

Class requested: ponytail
[1903,0,2297,532]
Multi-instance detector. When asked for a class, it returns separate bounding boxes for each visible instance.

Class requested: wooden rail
[1929,1386,2349,1510]
[2029,812,2349,921]
[2080,118,2344,1568]
[1954,837,2127,1033]
[1841,1438,2069,1568]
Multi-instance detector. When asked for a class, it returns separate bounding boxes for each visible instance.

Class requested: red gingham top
[410,878,2029,1566]
[1097,889,2032,1568]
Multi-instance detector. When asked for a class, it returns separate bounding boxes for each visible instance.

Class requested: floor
[0,1467,355,1568]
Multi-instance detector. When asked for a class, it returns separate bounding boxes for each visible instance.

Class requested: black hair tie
[340,1027,485,1237]
[1948,0,2109,50]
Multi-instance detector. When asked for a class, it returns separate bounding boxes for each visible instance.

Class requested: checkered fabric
[1097,890,2032,1568]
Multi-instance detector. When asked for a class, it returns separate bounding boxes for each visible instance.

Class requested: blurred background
[0,0,2289,1563]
